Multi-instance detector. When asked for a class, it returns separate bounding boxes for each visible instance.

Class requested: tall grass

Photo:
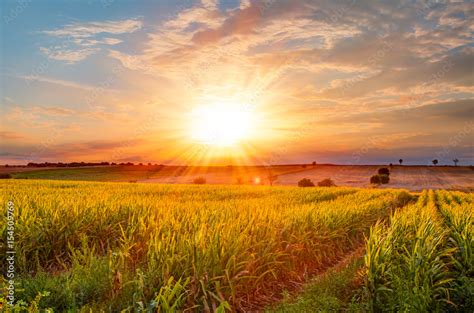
[364,190,473,312]
[0,180,410,311]
[436,190,473,310]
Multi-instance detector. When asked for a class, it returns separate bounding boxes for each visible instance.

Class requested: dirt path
[236,244,367,312]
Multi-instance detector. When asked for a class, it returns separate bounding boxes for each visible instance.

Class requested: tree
[453,158,459,166]
[432,159,438,166]
[399,159,403,165]
[312,161,317,166]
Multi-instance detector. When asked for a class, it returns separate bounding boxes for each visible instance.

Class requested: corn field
[1,180,471,312]
[1,180,413,312]
[364,190,473,312]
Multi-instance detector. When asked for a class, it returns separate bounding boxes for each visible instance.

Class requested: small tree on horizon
[399,159,403,165]
[432,159,438,166]
[453,158,459,166]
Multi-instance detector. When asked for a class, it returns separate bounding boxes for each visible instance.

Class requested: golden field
[0,180,471,312]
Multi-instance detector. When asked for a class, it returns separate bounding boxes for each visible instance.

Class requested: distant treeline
[24,162,158,168]
[26,162,112,167]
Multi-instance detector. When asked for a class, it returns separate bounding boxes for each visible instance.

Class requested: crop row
[364,190,473,312]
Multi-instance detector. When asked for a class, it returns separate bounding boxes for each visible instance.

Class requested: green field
[10,166,167,182]
[8,165,302,184]
[0,180,472,312]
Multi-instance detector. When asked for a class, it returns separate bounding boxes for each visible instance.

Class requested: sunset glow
[190,102,254,147]
[0,1,472,165]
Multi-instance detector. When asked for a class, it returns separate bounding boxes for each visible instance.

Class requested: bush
[298,178,315,187]
[193,177,206,184]
[370,175,381,184]
[370,174,389,185]
[380,174,389,184]
[0,173,12,179]
[317,178,336,187]
[378,168,390,176]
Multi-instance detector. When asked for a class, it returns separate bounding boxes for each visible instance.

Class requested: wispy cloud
[39,47,98,64]
[20,74,98,91]
[42,19,142,38]
[40,18,142,63]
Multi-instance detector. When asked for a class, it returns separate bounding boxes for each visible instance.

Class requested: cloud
[42,19,142,38]
[20,74,98,91]
[39,47,98,64]
[5,0,473,164]
[40,18,142,63]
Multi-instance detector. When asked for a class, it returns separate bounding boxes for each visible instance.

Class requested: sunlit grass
[364,190,473,312]
[0,180,412,311]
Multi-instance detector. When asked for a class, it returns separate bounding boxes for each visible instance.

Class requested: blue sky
[1,0,473,165]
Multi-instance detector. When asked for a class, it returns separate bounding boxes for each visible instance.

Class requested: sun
[190,102,254,147]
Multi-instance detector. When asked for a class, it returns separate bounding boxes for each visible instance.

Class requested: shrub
[193,177,206,184]
[317,178,336,187]
[0,173,12,179]
[298,178,315,187]
[380,174,389,184]
[378,168,390,176]
[370,175,381,184]
[370,174,389,185]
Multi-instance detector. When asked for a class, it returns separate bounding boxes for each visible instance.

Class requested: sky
[0,0,473,165]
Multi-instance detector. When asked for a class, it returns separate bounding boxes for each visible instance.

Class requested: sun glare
[191,102,254,147]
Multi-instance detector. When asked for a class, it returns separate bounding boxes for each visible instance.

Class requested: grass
[266,251,366,313]
[0,180,412,311]
[10,165,165,182]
